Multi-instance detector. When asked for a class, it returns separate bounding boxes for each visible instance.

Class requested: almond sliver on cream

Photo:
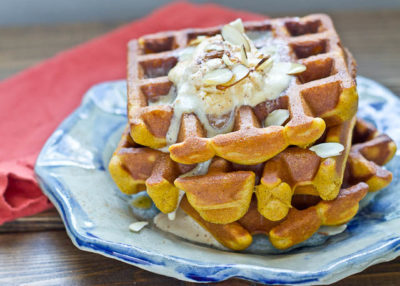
[255,56,273,72]
[229,18,245,33]
[222,54,234,66]
[221,24,250,51]
[232,64,250,83]
[203,68,233,85]
[309,143,345,158]
[287,63,307,75]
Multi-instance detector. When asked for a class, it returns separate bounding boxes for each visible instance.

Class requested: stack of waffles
[109,14,396,250]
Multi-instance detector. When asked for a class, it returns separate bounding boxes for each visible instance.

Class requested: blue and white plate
[35,76,400,285]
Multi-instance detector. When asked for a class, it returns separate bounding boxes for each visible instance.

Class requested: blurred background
[1,0,400,26]
[0,0,400,26]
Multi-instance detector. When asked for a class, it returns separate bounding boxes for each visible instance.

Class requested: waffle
[348,119,396,191]
[179,120,396,250]
[174,112,355,224]
[109,126,195,213]
[127,14,358,165]
[109,15,397,251]
[254,116,355,221]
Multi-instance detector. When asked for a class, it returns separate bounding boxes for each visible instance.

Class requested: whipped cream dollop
[154,19,297,145]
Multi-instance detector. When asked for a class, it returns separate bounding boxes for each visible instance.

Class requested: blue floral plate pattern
[35,76,400,285]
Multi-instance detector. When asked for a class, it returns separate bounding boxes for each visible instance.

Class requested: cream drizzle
[153,208,225,249]
[179,159,212,178]
[151,21,294,149]
[166,159,212,220]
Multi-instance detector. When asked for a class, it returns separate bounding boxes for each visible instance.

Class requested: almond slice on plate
[203,68,233,85]
[309,143,344,158]
[264,109,290,126]
[287,63,307,75]
[129,221,149,232]
[221,24,250,52]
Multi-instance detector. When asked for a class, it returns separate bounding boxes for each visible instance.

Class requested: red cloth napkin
[0,1,265,225]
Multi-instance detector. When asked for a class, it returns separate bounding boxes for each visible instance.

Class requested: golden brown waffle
[127,14,358,165]
[109,15,397,252]
[182,183,368,250]
[110,116,354,222]
[108,123,396,250]
[178,120,396,250]
[255,116,356,221]
[109,127,195,213]
[174,107,356,224]
[347,119,396,191]
[175,111,355,224]
[175,157,255,224]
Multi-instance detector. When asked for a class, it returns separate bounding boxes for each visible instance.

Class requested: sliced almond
[221,24,250,52]
[205,44,224,52]
[203,68,233,85]
[189,35,207,46]
[240,44,248,66]
[222,53,234,66]
[264,109,290,126]
[255,56,273,71]
[216,73,237,89]
[287,63,307,75]
[309,143,345,158]
[206,58,223,69]
[229,18,245,33]
[129,221,148,232]
[216,64,250,90]
[318,225,347,236]
[232,64,250,83]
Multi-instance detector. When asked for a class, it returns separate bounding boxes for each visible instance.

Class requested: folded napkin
[0,2,264,224]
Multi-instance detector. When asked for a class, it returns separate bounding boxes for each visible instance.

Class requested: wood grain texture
[0,230,399,285]
[0,10,399,286]
[0,209,63,233]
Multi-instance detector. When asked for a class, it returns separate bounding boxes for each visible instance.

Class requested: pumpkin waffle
[347,119,396,191]
[127,14,358,165]
[174,110,354,224]
[254,116,356,221]
[109,126,195,213]
[109,15,396,252]
[179,120,396,250]
[109,123,396,250]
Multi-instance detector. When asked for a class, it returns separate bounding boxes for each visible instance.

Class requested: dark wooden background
[1,10,399,286]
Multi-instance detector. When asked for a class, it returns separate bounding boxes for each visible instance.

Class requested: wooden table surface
[1,10,399,286]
